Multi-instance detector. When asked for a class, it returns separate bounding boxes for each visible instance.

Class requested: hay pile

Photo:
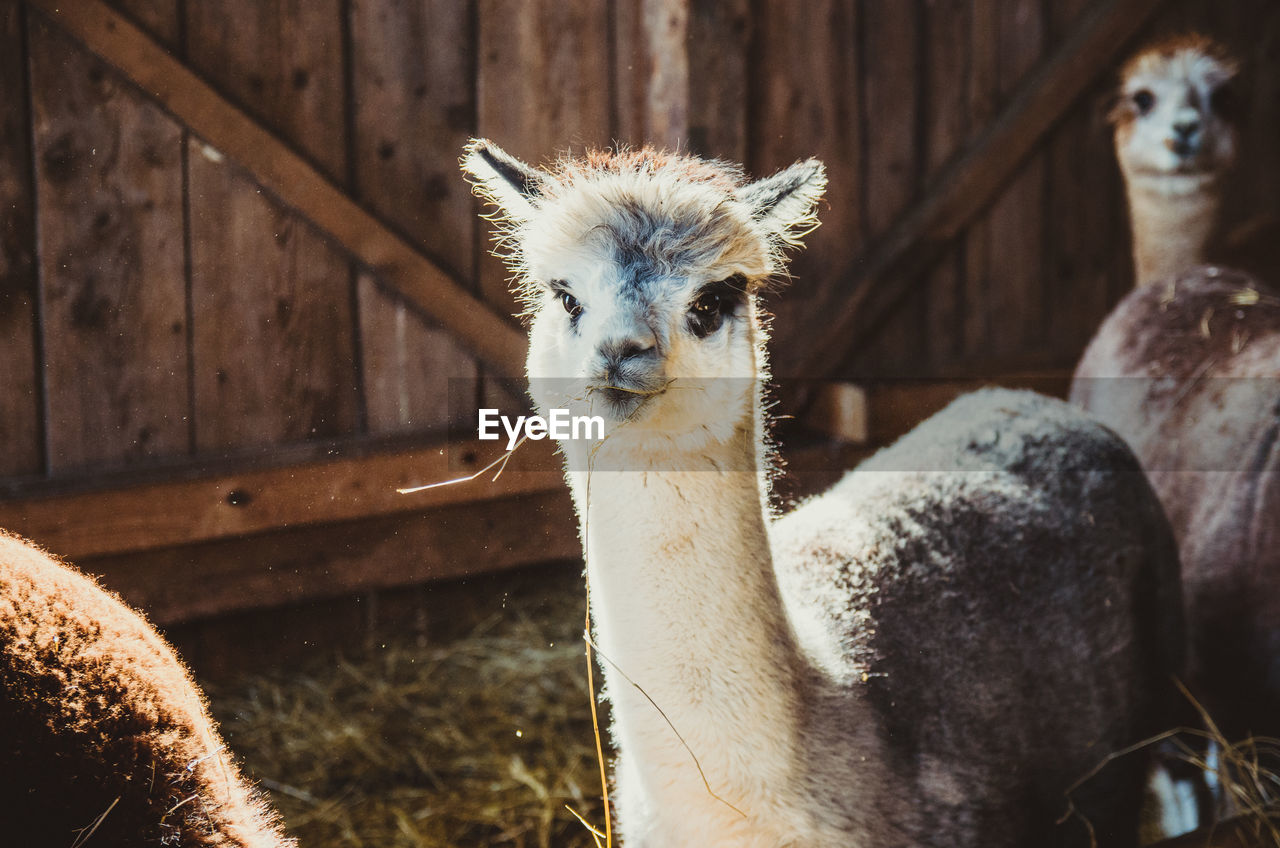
[204,568,608,848]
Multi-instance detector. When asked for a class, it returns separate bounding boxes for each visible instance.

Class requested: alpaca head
[462,141,825,457]
[1112,34,1240,195]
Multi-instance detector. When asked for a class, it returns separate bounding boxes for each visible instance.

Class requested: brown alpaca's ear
[737,159,828,248]
[461,139,548,223]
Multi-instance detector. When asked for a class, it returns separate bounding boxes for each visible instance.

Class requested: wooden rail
[23,0,528,377]
[0,438,563,560]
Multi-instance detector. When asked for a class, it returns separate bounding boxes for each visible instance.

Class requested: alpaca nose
[601,334,657,369]
[1173,119,1201,140]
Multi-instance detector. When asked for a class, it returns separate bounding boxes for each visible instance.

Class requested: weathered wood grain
[0,435,563,560]
[779,0,1170,381]
[687,0,749,161]
[961,0,999,358]
[749,0,859,378]
[105,0,178,49]
[984,0,1046,358]
[185,0,346,182]
[187,151,359,451]
[184,0,358,451]
[921,0,970,369]
[81,488,580,625]
[1045,0,1120,355]
[357,273,477,435]
[615,0,689,150]
[350,0,480,435]
[856,0,922,375]
[476,0,612,321]
[29,0,527,378]
[30,15,188,471]
[0,2,40,478]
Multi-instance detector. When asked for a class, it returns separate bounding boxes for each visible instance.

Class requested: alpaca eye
[687,277,745,339]
[559,291,583,319]
[693,291,721,314]
[1133,89,1155,114]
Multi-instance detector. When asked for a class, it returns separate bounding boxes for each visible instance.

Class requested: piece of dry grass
[1064,680,1280,847]
[204,574,607,848]
[1157,682,1280,847]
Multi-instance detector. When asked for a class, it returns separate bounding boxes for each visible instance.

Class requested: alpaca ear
[737,159,827,245]
[461,139,548,222]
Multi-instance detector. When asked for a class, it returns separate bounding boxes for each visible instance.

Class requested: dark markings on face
[687,275,749,339]
[595,198,743,295]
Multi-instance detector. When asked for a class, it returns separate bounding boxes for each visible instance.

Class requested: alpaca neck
[1124,171,1223,286]
[567,411,810,830]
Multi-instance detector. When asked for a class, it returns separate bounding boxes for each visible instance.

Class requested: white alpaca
[1075,36,1280,749]
[0,531,294,847]
[464,141,1183,847]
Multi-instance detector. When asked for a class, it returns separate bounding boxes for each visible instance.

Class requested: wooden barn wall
[1,0,1278,486]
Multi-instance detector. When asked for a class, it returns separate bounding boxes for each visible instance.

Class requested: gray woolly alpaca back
[771,388,1184,847]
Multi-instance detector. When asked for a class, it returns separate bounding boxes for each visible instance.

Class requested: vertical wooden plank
[614,0,689,151]
[185,0,346,182]
[1044,0,1118,356]
[862,1,919,238]
[921,0,970,370]
[476,0,613,321]
[983,0,1046,360]
[0,3,40,477]
[962,0,998,358]
[356,275,476,434]
[351,0,473,276]
[350,0,479,435]
[1210,0,1280,233]
[687,0,750,162]
[187,151,358,452]
[856,0,921,376]
[30,16,189,472]
[749,0,859,378]
[185,1,358,451]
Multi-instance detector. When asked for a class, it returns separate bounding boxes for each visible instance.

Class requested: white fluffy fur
[464,140,1180,847]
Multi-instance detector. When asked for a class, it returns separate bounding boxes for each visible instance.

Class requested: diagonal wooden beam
[778,0,1170,381]
[25,0,528,377]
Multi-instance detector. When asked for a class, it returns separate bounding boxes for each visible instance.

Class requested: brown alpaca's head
[1111,34,1241,192]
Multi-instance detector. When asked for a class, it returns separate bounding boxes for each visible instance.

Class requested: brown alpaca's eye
[1133,89,1156,114]
[687,276,746,339]
[559,290,583,319]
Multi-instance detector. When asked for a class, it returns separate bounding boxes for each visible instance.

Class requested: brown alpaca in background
[0,531,294,847]
[1075,34,1280,746]
[1110,33,1278,287]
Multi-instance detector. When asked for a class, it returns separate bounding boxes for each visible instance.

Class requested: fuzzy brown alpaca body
[0,531,293,847]
[1074,35,1280,741]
